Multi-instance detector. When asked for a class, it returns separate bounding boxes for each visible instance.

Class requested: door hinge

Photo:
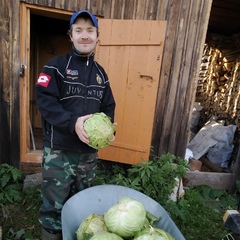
[20,64,26,77]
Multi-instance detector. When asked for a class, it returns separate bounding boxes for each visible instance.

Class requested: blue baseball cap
[70,10,98,28]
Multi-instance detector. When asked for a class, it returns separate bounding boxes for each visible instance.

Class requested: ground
[1,185,42,239]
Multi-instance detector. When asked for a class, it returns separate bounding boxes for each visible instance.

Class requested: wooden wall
[0,0,212,167]
[151,1,212,157]
[0,0,20,167]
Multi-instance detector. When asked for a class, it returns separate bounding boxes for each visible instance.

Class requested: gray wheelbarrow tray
[61,184,185,240]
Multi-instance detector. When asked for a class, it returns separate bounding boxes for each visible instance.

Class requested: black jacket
[35,48,116,153]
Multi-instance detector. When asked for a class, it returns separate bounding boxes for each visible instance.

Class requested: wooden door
[96,19,166,164]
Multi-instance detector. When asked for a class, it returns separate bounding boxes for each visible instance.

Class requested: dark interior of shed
[208,0,240,36]
[30,14,70,150]
[189,0,240,173]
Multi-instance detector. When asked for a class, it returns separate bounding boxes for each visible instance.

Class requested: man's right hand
[75,114,92,144]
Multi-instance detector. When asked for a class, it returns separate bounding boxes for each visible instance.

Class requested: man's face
[70,18,98,55]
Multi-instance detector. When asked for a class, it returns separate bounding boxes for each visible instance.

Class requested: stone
[23,172,42,189]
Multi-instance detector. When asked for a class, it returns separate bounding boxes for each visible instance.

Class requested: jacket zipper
[84,56,89,112]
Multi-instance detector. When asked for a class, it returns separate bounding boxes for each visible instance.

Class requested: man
[35,10,116,240]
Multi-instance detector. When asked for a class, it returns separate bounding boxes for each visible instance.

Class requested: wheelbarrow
[61,184,185,240]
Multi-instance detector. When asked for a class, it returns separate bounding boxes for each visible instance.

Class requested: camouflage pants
[39,147,98,232]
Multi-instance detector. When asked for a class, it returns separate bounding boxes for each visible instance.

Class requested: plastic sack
[187,121,219,159]
[207,124,236,168]
[187,121,236,167]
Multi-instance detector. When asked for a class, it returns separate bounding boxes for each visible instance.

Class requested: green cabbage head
[89,231,123,240]
[83,112,116,149]
[133,226,175,240]
[76,214,107,240]
[104,197,146,238]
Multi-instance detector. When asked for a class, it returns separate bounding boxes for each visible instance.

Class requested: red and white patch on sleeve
[36,73,51,87]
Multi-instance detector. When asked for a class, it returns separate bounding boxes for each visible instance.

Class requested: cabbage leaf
[89,231,123,240]
[134,226,175,240]
[76,214,107,240]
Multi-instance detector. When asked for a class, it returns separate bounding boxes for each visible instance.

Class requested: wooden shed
[1,0,239,190]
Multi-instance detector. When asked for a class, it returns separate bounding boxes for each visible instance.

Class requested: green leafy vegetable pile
[84,112,116,149]
[76,197,174,240]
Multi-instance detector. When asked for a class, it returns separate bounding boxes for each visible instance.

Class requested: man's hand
[75,114,92,144]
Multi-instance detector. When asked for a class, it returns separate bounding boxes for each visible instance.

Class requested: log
[199,157,222,172]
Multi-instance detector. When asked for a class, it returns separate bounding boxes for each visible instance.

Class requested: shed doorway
[30,15,71,150]
[20,3,167,168]
[20,4,72,167]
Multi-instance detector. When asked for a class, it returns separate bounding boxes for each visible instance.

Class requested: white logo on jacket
[38,75,49,83]
[36,73,51,87]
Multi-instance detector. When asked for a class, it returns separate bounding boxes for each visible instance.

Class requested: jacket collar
[71,45,95,59]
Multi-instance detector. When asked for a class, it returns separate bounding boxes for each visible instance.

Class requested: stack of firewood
[196,33,240,138]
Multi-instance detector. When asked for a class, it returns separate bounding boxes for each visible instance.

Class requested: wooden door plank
[136,46,163,156]
[20,3,31,157]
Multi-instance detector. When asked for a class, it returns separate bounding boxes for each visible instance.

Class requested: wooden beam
[185,171,234,190]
